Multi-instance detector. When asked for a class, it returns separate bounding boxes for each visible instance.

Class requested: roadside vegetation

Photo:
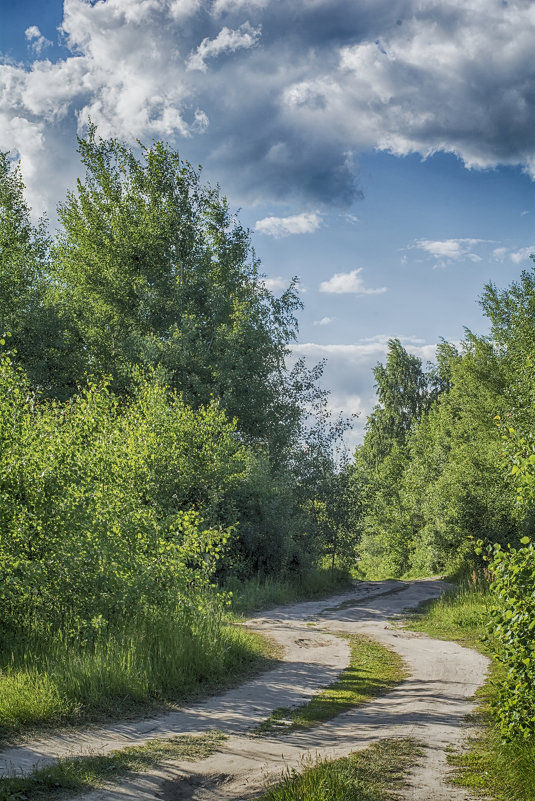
[409,575,535,801]
[0,131,355,743]
[256,738,423,801]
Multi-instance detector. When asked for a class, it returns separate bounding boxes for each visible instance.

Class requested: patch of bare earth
[0,579,488,800]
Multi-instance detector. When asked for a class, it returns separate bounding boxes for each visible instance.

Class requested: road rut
[0,578,489,800]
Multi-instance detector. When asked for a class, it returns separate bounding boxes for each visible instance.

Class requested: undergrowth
[0,568,349,743]
[226,567,353,616]
[0,608,272,744]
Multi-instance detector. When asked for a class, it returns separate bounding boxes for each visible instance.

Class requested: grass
[0,568,350,743]
[0,608,275,744]
[254,632,407,735]
[406,577,535,801]
[226,567,353,616]
[256,737,423,801]
[0,730,226,801]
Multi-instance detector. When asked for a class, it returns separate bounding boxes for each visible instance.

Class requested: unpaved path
[0,579,489,800]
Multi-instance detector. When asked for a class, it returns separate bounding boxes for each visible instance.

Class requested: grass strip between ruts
[256,737,423,801]
[0,730,226,801]
[253,632,407,736]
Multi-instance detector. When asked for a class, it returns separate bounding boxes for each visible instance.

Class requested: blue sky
[1,0,534,445]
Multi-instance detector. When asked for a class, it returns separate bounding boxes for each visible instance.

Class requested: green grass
[0,569,351,743]
[407,579,490,648]
[254,632,407,735]
[226,568,353,616]
[0,730,226,801]
[256,737,423,801]
[0,610,275,744]
[407,578,535,801]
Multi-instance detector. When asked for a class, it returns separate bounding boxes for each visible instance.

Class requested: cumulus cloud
[255,211,322,237]
[262,275,290,292]
[25,26,52,55]
[186,22,261,72]
[314,316,335,326]
[3,0,535,213]
[320,268,387,295]
[510,246,535,264]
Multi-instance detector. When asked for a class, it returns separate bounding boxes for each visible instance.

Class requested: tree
[364,338,430,465]
[51,126,302,453]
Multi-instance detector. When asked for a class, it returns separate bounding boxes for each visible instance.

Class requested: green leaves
[0,361,243,640]
[486,538,535,740]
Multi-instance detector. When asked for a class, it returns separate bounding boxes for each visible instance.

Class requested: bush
[485,538,535,739]
[0,353,242,640]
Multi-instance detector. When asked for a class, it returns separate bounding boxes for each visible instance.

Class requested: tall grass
[227,567,353,616]
[0,600,269,742]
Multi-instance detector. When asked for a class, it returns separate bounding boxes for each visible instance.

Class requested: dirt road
[0,579,489,800]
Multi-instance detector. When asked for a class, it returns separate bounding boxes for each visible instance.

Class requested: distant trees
[350,261,535,578]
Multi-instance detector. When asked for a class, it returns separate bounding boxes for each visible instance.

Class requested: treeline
[0,127,355,730]
[350,266,535,577]
[350,263,535,738]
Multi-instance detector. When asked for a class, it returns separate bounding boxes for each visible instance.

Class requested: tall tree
[364,338,430,465]
[51,127,302,452]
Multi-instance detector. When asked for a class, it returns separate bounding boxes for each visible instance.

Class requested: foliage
[51,126,302,455]
[0,128,358,734]
[353,331,519,578]
[484,538,535,740]
[0,351,241,638]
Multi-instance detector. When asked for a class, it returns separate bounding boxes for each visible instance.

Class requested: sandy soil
[0,578,489,800]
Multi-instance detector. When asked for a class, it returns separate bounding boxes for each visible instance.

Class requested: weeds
[257,738,423,801]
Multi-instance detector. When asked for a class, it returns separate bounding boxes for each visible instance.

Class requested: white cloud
[319,268,387,295]
[186,22,261,72]
[25,26,52,55]
[521,210,529,216]
[313,316,335,326]
[412,238,489,268]
[255,211,322,237]
[4,0,535,213]
[492,247,507,260]
[416,238,485,260]
[212,0,269,14]
[511,246,535,264]
[262,275,289,292]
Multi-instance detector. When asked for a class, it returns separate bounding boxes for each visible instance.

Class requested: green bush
[485,537,535,740]
[0,353,243,640]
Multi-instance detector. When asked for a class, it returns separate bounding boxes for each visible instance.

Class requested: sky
[1,0,534,447]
